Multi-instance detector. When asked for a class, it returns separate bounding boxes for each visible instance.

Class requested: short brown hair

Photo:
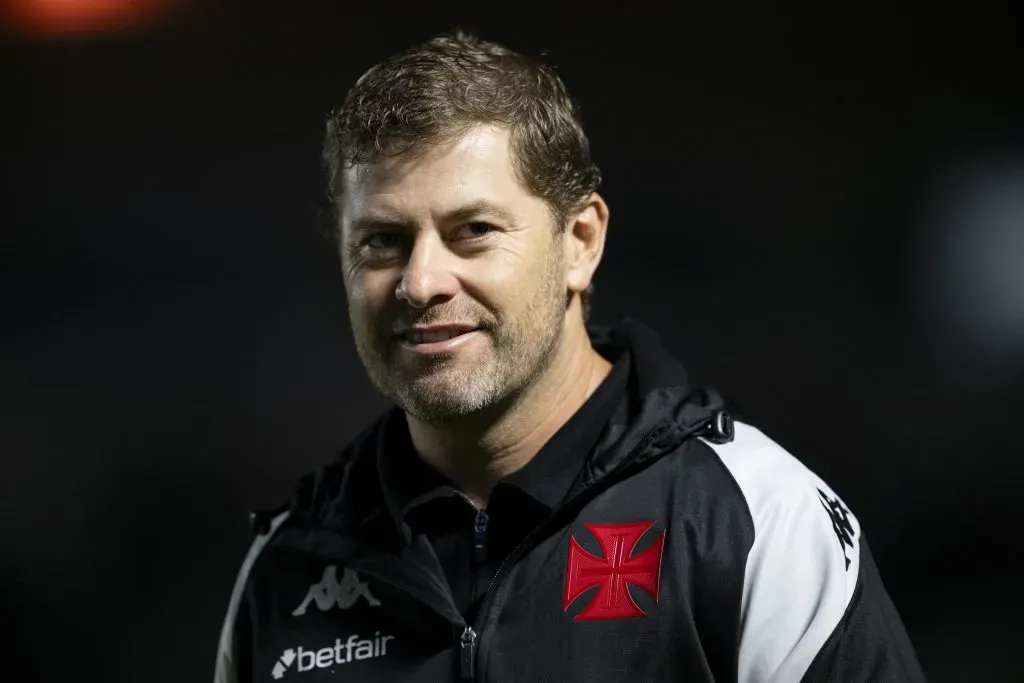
[322,29,602,319]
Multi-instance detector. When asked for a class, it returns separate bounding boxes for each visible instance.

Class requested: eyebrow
[442,199,518,226]
[350,199,518,234]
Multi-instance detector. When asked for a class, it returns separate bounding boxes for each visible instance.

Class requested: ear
[563,192,610,297]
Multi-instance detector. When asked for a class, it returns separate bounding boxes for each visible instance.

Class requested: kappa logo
[563,520,665,621]
[292,565,381,616]
[818,488,856,570]
[271,633,396,679]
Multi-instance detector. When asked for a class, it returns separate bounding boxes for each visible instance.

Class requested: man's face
[339,125,569,423]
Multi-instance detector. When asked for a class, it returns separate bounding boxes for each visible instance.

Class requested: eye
[455,222,496,240]
[365,232,401,250]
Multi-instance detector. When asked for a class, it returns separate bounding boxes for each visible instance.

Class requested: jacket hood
[279,319,729,536]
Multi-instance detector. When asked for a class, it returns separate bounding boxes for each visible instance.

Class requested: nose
[395,234,459,308]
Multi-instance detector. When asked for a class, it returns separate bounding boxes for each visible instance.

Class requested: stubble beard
[351,262,568,424]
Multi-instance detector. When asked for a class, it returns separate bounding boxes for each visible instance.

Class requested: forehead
[340,125,534,223]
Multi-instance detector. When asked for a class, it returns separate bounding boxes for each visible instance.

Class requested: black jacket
[214,320,926,682]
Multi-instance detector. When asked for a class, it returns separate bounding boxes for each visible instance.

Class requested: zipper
[473,509,489,564]
[459,625,478,679]
[461,509,489,677]
[458,412,723,680]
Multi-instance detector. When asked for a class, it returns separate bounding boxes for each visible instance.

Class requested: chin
[399,396,482,423]
[394,377,499,422]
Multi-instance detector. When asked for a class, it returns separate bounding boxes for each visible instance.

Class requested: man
[214,30,926,683]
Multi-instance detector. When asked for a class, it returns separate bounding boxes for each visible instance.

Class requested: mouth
[395,325,483,354]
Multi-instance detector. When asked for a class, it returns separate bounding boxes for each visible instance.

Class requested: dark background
[2,1,1022,681]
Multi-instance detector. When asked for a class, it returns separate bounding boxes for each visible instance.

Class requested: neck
[406,318,612,508]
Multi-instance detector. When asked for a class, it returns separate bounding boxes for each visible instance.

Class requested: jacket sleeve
[214,511,290,683]
[797,535,926,682]
[706,423,927,683]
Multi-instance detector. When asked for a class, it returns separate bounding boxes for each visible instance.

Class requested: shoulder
[286,410,393,524]
[699,420,862,574]
[698,421,867,681]
[214,508,290,682]
[701,420,840,498]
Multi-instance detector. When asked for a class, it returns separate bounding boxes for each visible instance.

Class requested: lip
[395,326,483,355]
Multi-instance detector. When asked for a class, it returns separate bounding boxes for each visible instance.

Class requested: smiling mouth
[398,326,480,345]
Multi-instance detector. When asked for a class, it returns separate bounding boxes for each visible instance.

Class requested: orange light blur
[1,0,183,39]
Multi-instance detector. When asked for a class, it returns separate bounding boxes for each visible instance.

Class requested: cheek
[344,270,395,319]
[468,247,559,311]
